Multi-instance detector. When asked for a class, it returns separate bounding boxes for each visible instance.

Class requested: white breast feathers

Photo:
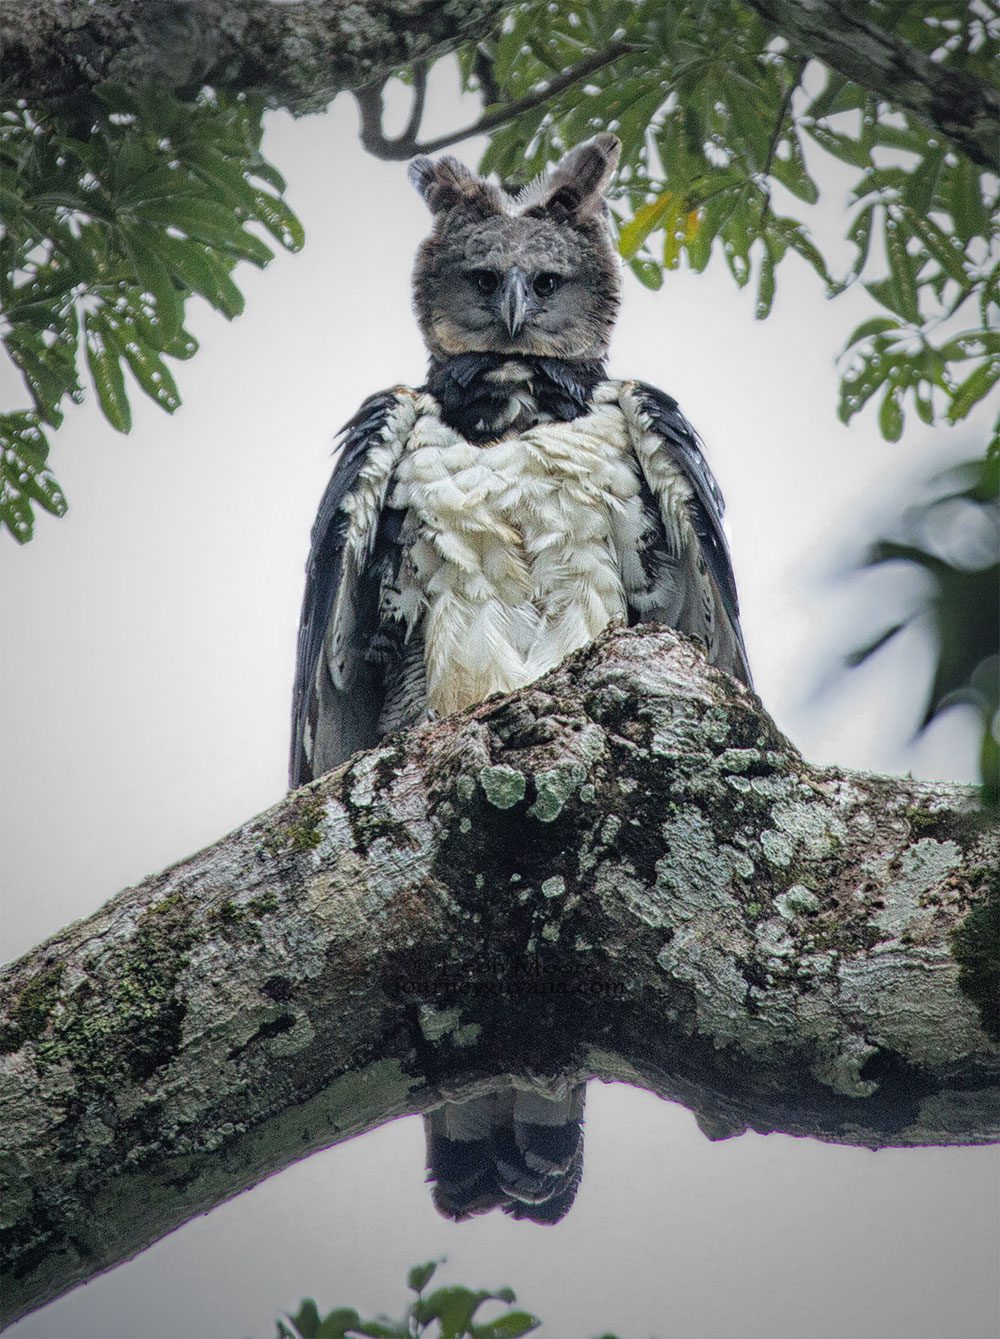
[387,384,681,715]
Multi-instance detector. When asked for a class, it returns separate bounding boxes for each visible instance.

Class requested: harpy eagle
[289,134,751,1223]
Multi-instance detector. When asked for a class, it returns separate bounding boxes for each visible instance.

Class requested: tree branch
[743,0,999,170]
[0,0,510,111]
[3,1,994,171]
[356,41,641,161]
[2,627,997,1326]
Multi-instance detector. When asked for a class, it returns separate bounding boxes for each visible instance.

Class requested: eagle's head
[410,134,622,364]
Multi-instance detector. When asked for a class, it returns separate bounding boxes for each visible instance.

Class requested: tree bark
[2,0,996,169]
[2,627,997,1326]
[0,0,507,112]
[743,0,999,170]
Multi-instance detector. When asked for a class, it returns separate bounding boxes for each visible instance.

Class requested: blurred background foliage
[1,0,996,789]
[276,1261,573,1339]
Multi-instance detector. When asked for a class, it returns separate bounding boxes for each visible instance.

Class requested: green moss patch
[263,794,326,856]
[0,964,65,1053]
[37,893,200,1082]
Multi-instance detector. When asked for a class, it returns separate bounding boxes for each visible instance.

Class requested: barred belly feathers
[290,133,751,1224]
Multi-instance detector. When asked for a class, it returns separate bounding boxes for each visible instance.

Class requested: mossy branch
[2,627,998,1325]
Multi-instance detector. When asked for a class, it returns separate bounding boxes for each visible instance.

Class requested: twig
[355,40,643,161]
[760,54,808,227]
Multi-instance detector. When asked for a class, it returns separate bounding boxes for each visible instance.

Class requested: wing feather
[289,390,416,786]
[622,382,752,687]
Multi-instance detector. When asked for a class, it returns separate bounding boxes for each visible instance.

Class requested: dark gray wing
[289,390,407,787]
[631,383,752,687]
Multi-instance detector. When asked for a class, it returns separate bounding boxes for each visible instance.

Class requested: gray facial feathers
[410,135,622,362]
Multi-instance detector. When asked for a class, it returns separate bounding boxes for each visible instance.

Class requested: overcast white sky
[2,66,997,1339]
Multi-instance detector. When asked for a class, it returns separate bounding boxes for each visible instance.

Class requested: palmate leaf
[0,414,67,543]
[0,86,303,539]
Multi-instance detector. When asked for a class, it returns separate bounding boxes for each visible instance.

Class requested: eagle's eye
[533,272,562,297]
[470,270,500,297]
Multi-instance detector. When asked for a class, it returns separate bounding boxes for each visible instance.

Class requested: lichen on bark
[1,628,998,1327]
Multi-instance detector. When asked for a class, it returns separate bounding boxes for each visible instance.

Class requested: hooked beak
[499,268,531,339]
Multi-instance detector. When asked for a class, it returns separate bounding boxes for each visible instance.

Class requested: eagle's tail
[424,1082,585,1224]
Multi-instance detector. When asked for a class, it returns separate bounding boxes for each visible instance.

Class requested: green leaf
[251,189,305,252]
[804,72,863,121]
[768,138,819,205]
[684,194,725,273]
[771,217,831,286]
[84,310,132,433]
[349,1321,409,1339]
[179,143,261,210]
[120,230,184,342]
[290,1300,321,1339]
[938,331,1000,362]
[161,325,199,360]
[884,217,920,323]
[720,196,754,289]
[865,278,914,323]
[247,150,287,193]
[414,1288,517,1339]
[844,316,902,347]
[848,454,999,799]
[159,236,245,318]
[947,156,990,244]
[408,1262,440,1294]
[118,329,181,414]
[137,198,275,265]
[906,211,970,285]
[914,387,935,424]
[0,413,67,542]
[4,328,77,425]
[315,1308,362,1339]
[755,244,775,320]
[878,384,904,441]
[618,191,676,260]
[470,1312,541,1339]
[901,145,945,214]
[846,204,875,276]
[871,121,933,154]
[722,73,772,169]
[661,195,686,270]
[628,257,663,289]
[839,343,895,422]
[947,359,1000,424]
[804,122,871,168]
[851,164,911,206]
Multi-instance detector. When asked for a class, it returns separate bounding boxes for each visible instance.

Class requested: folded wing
[289,390,418,787]
[623,382,752,688]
